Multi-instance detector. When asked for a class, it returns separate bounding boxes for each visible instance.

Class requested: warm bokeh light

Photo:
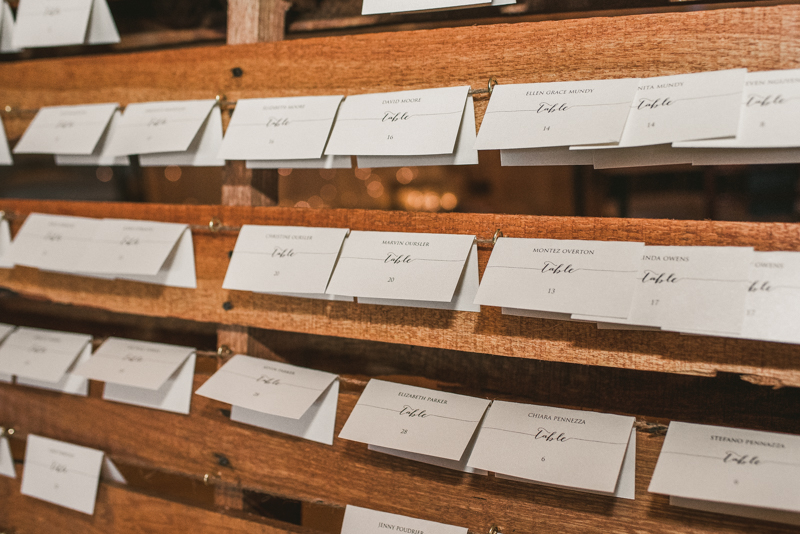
[294,200,310,208]
[320,184,337,202]
[278,168,293,176]
[441,192,458,211]
[424,192,440,211]
[308,195,324,208]
[367,180,384,198]
[406,190,424,210]
[355,167,371,180]
[164,165,182,182]
[96,166,113,183]
[396,167,414,184]
[319,169,336,180]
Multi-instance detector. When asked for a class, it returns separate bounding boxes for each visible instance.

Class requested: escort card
[474,238,645,319]
[0,219,12,268]
[21,435,104,515]
[0,322,15,383]
[106,100,216,156]
[501,146,594,166]
[342,505,467,534]
[247,154,352,170]
[0,116,12,165]
[16,340,91,396]
[9,213,100,273]
[219,95,344,161]
[103,353,195,414]
[339,379,491,461]
[591,145,693,169]
[13,0,119,49]
[357,96,478,168]
[222,225,349,295]
[591,69,746,148]
[75,337,195,390]
[0,434,14,478]
[358,243,481,312]
[79,219,196,288]
[55,110,130,166]
[196,355,339,444]
[676,69,800,149]
[467,400,635,497]
[691,147,800,166]
[0,2,21,54]
[139,106,224,167]
[475,78,639,150]
[114,227,196,288]
[325,86,470,156]
[620,246,752,335]
[649,422,800,524]
[13,103,117,155]
[737,251,800,345]
[0,326,91,385]
[325,231,475,302]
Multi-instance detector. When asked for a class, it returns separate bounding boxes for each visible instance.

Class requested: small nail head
[231,67,243,78]
[222,301,233,311]
[209,218,222,232]
[217,345,232,356]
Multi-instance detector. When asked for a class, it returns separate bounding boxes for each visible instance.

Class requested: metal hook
[487,76,498,95]
[488,526,502,534]
[492,228,504,244]
[468,76,498,97]
[208,218,223,232]
[0,426,15,438]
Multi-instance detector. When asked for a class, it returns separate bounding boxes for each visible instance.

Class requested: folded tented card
[55,110,130,166]
[691,147,800,166]
[358,243,481,312]
[139,106,224,167]
[0,327,91,384]
[585,69,746,149]
[676,69,800,149]
[591,145,693,169]
[9,213,100,273]
[219,95,344,161]
[13,0,119,49]
[0,1,21,54]
[361,0,488,15]
[79,219,195,287]
[326,231,475,302]
[0,116,13,165]
[468,401,635,497]
[106,100,216,156]
[16,340,91,396]
[0,322,16,383]
[75,337,195,391]
[474,238,645,319]
[342,505,467,534]
[103,352,195,415]
[112,225,196,288]
[738,251,800,345]
[222,225,349,295]
[0,219,12,267]
[13,103,117,155]
[620,246,752,336]
[21,435,104,515]
[649,422,800,524]
[501,146,594,166]
[357,96,479,168]
[0,433,14,478]
[247,155,352,170]
[196,355,338,418]
[476,78,639,150]
[325,86,470,156]
[339,379,491,461]
[196,355,339,444]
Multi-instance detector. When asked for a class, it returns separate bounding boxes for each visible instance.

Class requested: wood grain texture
[0,199,799,385]
[3,4,800,139]
[0,378,797,534]
[0,464,308,534]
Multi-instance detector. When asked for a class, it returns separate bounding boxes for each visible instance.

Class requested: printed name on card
[325,86,470,156]
[9,213,101,273]
[341,505,468,534]
[139,106,224,167]
[13,0,119,49]
[13,103,117,156]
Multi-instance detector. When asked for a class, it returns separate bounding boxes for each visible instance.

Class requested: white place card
[9,213,100,273]
[737,251,800,345]
[219,95,344,161]
[501,146,594,166]
[591,144,693,169]
[106,100,216,156]
[325,86,470,156]
[55,110,130,166]
[474,238,645,319]
[0,2,21,54]
[0,326,91,384]
[13,0,119,49]
[649,422,800,524]
[21,435,104,515]
[0,321,15,383]
[222,225,349,295]
[75,337,195,390]
[476,78,639,150]
[0,219,13,268]
[114,226,196,289]
[13,103,117,155]
[358,243,481,312]
[326,231,475,303]
[618,246,752,336]
[361,0,487,14]
[339,379,491,461]
[676,69,800,149]
[247,154,352,170]
[103,353,195,414]
[342,505,467,534]
[691,147,800,166]
[467,400,635,497]
[0,435,14,478]
[357,96,478,168]
[0,117,13,165]
[139,106,224,167]
[17,341,91,396]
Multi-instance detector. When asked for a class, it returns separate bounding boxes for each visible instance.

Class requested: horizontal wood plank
[2,4,800,139]
[0,199,799,385]
[1,378,798,533]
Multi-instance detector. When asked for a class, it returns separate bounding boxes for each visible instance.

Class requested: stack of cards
[326,86,478,168]
[0,327,92,395]
[75,337,196,414]
[196,355,339,445]
[650,422,800,526]
[339,379,491,473]
[12,0,119,49]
